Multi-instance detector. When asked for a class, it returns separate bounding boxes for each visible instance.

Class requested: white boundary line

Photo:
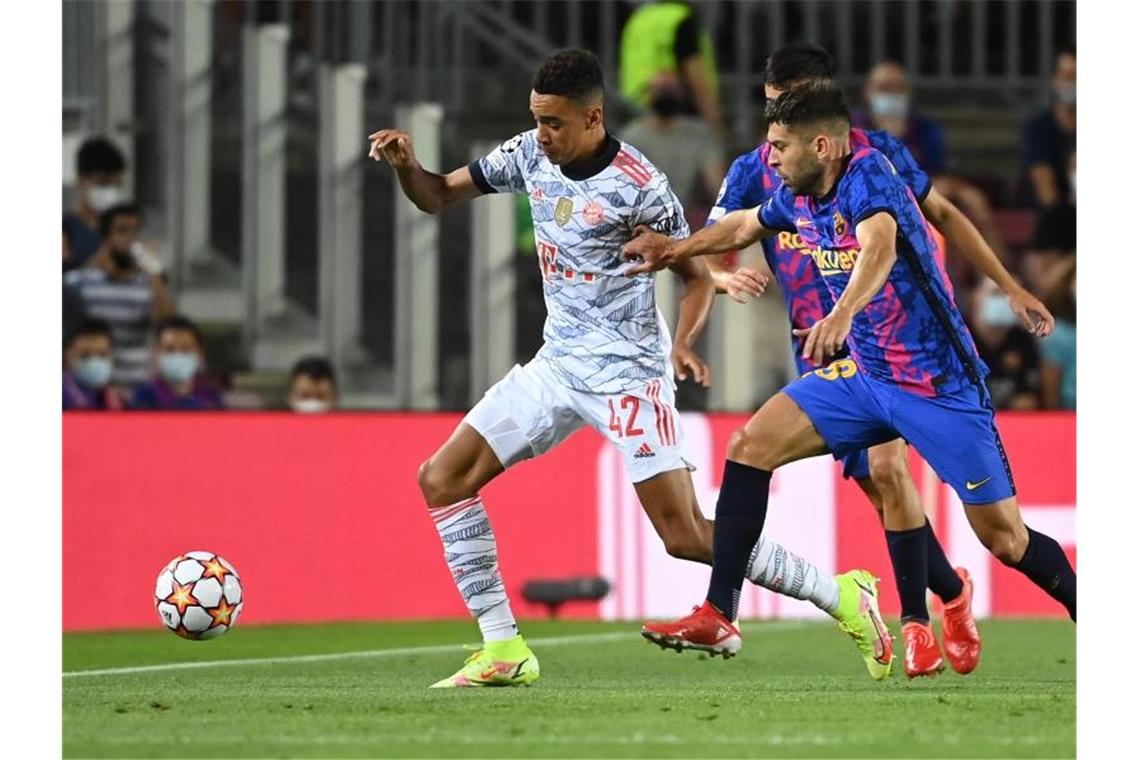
[63,621,815,679]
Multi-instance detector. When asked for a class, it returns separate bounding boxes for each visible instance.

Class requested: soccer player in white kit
[368,49,891,688]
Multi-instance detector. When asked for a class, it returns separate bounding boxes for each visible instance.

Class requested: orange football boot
[641,601,742,658]
[902,620,945,678]
[941,567,981,674]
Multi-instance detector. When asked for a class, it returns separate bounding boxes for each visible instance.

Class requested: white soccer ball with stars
[154,551,243,640]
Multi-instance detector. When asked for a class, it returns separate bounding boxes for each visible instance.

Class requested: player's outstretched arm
[794,212,898,365]
[921,188,1054,336]
[367,128,481,214]
[622,207,769,275]
[667,257,715,386]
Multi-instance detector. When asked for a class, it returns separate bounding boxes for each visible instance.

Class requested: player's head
[530,48,606,166]
[288,356,338,413]
[65,318,115,388]
[75,137,127,214]
[154,315,205,385]
[763,42,834,102]
[764,81,852,195]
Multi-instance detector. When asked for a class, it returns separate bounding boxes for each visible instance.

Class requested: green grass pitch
[64,618,1074,758]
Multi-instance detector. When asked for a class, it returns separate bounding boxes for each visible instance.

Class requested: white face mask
[87,184,122,214]
[291,398,331,414]
[869,92,909,121]
[981,294,1017,329]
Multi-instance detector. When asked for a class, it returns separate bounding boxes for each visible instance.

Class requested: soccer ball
[154,551,244,640]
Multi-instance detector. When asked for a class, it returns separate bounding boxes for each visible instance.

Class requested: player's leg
[859,441,980,677]
[889,382,1076,622]
[423,363,584,687]
[642,364,896,667]
[632,467,842,614]
[964,496,1075,621]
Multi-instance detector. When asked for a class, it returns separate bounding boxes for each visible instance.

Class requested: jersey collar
[560,132,622,181]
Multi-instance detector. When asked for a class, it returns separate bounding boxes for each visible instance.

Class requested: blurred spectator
[621,70,726,225]
[64,204,175,387]
[1023,203,1076,297]
[63,319,125,411]
[858,61,1010,265]
[130,316,226,410]
[288,356,339,413]
[1039,259,1076,410]
[970,278,1041,410]
[1022,50,1076,209]
[620,1,724,139]
[63,225,87,342]
[63,137,126,271]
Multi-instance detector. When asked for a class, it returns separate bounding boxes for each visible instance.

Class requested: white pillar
[318,63,368,368]
[393,103,443,409]
[241,23,290,346]
[469,142,517,400]
[167,0,215,293]
[92,0,135,192]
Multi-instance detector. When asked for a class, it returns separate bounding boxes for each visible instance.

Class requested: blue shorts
[783,362,1016,505]
[840,449,871,480]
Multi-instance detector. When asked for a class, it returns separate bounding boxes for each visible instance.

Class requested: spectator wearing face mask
[129,316,226,410]
[63,138,127,271]
[969,278,1041,410]
[858,61,1009,267]
[1038,256,1076,411]
[620,1,724,139]
[64,204,176,388]
[1023,50,1076,209]
[620,70,726,227]
[63,319,125,411]
[288,356,339,413]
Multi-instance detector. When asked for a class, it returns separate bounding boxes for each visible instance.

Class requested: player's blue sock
[706,460,772,620]
[922,519,964,603]
[885,524,930,623]
[1016,527,1076,621]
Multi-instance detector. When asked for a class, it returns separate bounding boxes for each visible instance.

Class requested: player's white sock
[429,496,519,642]
[745,535,841,614]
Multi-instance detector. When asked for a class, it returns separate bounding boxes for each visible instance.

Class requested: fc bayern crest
[833,211,848,238]
[555,197,574,226]
[584,200,604,225]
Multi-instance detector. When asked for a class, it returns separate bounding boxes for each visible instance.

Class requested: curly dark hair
[764,42,834,89]
[764,80,850,133]
[290,355,338,389]
[532,48,604,104]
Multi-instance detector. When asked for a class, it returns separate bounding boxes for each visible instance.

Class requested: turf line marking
[63,620,815,678]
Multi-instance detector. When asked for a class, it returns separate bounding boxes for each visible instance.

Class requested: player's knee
[868,450,910,494]
[662,531,709,563]
[727,427,776,469]
[418,458,465,507]
[981,523,1029,566]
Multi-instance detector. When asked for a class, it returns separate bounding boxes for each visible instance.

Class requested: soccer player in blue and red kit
[625,81,1076,662]
[697,44,1055,677]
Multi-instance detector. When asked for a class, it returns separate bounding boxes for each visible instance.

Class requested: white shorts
[464,358,695,483]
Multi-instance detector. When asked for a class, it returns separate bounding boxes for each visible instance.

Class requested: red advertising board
[63,412,1074,631]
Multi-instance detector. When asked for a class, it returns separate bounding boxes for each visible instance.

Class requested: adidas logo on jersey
[634,443,655,459]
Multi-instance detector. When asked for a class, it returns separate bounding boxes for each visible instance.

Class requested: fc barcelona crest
[555,197,574,226]
[833,211,848,238]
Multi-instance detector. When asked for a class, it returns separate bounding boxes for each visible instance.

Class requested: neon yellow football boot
[833,569,894,681]
[429,634,540,688]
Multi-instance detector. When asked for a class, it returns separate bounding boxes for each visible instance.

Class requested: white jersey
[470,129,690,395]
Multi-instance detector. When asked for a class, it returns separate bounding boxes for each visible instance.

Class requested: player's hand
[793,307,854,366]
[367,129,418,170]
[622,226,677,275]
[672,342,711,387]
[718,267,768,303]
[1007,286,1055,337]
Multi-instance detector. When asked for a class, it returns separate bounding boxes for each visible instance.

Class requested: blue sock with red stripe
[706,460,772,620]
